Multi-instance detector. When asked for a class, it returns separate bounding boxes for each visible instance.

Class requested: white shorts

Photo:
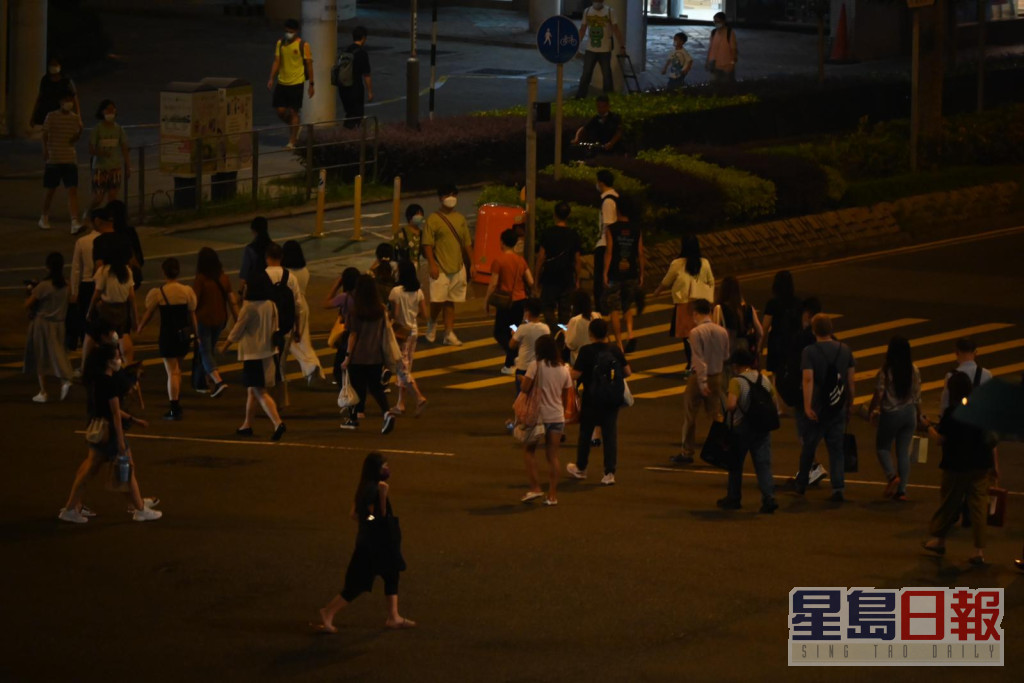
[429,267,467,303]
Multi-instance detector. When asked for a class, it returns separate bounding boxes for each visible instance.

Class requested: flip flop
[521,491,545,503]
[309,621,337,634]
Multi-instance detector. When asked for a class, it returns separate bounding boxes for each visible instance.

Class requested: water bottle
[116,454,131,484]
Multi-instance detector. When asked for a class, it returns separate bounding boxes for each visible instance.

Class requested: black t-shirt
[33,75,75,125]
[581,112,622,146]
[92,232,133,267]
[937,411,995,472]
[539,227,581,288]
[342,44,371,92]
[607,221,641,282]
[574,342,627,401]
[88,373,121,421]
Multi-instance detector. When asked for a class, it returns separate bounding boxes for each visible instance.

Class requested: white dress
[282,266,324,379]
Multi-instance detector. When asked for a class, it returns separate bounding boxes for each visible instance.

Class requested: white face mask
[104,113,116,122]
[61,102,74,112]
[715,22,725,29]
[442,196,458,210]
[49,66,61,75]
[284,31,296,41]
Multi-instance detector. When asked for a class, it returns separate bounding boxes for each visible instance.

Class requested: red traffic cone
[830,3,851,63]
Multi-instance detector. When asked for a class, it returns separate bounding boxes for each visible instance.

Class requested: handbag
[337,370,359,409]
[105,455,131,493]
[700,419,736,471]
[487,289,513,310]
[564,386,581,425]
[910,435,928,464]
[85,417,110,444]
[327,317,346,349]
[688,270,714,304]
[622,379,635,408]
[381,316,404,373]
[514,422,546,446]
[987,487,1007,527]
[843,433,859,473]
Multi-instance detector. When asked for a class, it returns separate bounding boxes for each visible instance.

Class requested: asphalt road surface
[2,228,1023,682]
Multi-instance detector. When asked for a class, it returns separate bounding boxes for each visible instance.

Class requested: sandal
[385,618,417,629]
[921,541,945,556]
[521,491,545,503]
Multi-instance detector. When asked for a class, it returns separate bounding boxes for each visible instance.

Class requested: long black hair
[282,240,307,269]
[571,290,593,320]
[354,452,387,518]
[680,234,702,276]
[196,247,224,281]
[249,217,271,256]
[353,273,385,320]
[397,259,421,292]
[884,336,914,400]
[45,251,66,289]
[340,266,360,293]
[771,270,796,300]
[84,343,120,418]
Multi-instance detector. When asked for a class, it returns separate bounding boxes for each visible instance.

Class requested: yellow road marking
[852,361,1024,405]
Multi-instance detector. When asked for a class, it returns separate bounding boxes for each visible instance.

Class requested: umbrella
[955,377,1024,438]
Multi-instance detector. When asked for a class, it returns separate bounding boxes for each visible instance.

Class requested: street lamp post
[407,0,419,129]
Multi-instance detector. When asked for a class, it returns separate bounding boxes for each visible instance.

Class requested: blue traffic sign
[536,16,579,65]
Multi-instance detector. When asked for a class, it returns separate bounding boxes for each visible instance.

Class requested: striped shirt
[43,110,82,164]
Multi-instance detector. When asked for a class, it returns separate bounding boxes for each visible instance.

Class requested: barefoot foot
[385,617,416,629]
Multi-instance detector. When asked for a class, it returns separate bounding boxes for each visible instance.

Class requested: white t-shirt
[565,313,602,365]
[94,265,135,303]
[526,361,573,423]
[597,189,619,248]
[582,5,617,54]
[144,281,197,312]
[266,266,307,330]
[389,286,424,335]
[513,321,551,371]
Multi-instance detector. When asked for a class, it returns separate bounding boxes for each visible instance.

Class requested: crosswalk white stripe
[852,361,1024,405]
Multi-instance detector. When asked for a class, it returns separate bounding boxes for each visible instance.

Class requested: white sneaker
[566,463,586,480]
[32,392,48,404]
[499,365,516,376]
[38,216,52,230]
[424,320,437,343]
[143,497,160,509]
[132,507,163,522]
[58,507,88,524]
[73,368,82,380]
[443,332,462,346]
[70,219,84,235]
[601,473,616,486]
[808,463,828,486]
[80,505,97,518]
[60,381,72,401]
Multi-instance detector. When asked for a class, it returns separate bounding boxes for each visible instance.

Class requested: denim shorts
[544,422,565,433]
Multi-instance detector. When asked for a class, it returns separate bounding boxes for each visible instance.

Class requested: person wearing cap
[421,184,475,346]
[267,18,315,149]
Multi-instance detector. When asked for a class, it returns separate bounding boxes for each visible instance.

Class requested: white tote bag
[337,370,359,409]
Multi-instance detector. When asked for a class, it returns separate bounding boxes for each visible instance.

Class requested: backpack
[817,344,847,418]
[331,47,356,87]
[278,39,310,82]
[271,269,297,340]
[739,372,780,434]
[590,347,625,409]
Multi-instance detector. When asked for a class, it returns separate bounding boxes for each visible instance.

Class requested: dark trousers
[332,331,350,385]
[339,86,365,128]
[576,407,619,475]
[66,281,95,350]
[727,423,775,504]
[541,285,573,327]
[592,246,606,313]
[348,362,389,416]
[796,411,846,492]
[929,469,990,549]
[493,299,526,368]
[577,51,613,98]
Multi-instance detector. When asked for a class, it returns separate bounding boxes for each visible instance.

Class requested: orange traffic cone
[830,3,851,63]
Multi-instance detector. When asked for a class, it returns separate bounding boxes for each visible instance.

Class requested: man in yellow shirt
[267,18,315,149]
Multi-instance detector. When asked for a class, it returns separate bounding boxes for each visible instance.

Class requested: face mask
[109,357,123,372]
[411,215,424,227]
[715,22,724,29]
[104,113,115,122]
[61,102,74,112]
[284,31,296,41]
[380,467,391,482]
[442,196,458,210]
[49,66,61,75]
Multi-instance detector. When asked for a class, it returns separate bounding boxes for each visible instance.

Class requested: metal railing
[121,116,379,223]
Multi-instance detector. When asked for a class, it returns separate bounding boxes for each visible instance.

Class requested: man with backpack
[674,298,730,465]
[939,337,992,412]
[568,318,631,486]
[334,26,373,129]
[267,18,315,149]
[778,297,828,487]
[265,243,304,407]
[720,349,779,513]
[796,314,856,501]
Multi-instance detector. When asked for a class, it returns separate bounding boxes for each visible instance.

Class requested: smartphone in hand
[509,324,518,332]
[558,324,568,331]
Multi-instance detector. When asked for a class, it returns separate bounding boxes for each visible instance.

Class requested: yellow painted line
[446,374,517,390]
[854,323,1013,360]
[853,338,1024,382]
[633,385,689,400]
[853,361,1024,405]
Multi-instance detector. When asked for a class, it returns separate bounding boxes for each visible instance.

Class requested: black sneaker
[670,453,694,465]
[590,438,602,447]
[759,499,779,514]
[163,407,182,421]
[716,497,741,510]
[340,418,359,430]
[381,368,393,384]
[829,491,845,503]
[271,423,287,441]
[381,412,396,435]
[210,382,228,399]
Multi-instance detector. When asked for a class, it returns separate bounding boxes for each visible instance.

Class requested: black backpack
[271,269,297,339]
[331,47,356,87]
[739,372,780,434]
[817,344,847,418]
[590,347,625,409]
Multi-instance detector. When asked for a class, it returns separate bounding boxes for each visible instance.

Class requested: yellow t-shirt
[276,38,312,86]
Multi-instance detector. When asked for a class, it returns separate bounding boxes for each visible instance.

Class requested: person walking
[107,200,144,292]
[240,217,272,296]
[674,298,730,465]
[136,258,198,421]
[59,343,161,524]
[281,240,325,385]
[340,274,397,434]
[31,54,80,129]
[389,260,428,416]
[336,26,373,129]
[88,99,130,213]
[779,297,829,488]
[705,12,739,90]
[87,245,137,364]
[422,184,475,346]
[519,335,573,505]
[265,242,305,408]
[69,212,102,355]
[939,337,993,412]
[221,272,287,441]
[267,18,314,149]
[39,91,83,233]
[758,270,802,411]
[714,275,762,360]
[719,349,778,513]
[575,1,626,98]
[326,267,360,386]
[315,452,414,632]
[869,336,922,501]
[191,247,237,397]
[486,229,532,375]
[602,196,644,353]
[661,32,693,91]
[590,171,619,314]
[567,318,631,486]
[536,202,581,327]
[395,203,429,308]
[509,298,551,396]
[795,314,856,501]
[653,235,713,371]
[24,252,74,403]
[922,371,1000,565]
[565,290,601,367]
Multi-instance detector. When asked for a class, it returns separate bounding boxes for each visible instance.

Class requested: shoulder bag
[435,212,474,275]
[85,417,110,444]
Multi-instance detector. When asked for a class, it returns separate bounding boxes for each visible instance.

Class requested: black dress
[340,484,406,600]
[157,287,192,358]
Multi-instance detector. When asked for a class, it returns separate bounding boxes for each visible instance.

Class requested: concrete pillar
[8,0,46,137]
[301,0,337,124]
[529,0,562,32]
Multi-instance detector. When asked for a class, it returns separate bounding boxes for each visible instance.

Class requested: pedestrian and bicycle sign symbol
[537,15,579,64]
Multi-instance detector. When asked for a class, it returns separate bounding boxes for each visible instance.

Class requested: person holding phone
[486,229,533,375]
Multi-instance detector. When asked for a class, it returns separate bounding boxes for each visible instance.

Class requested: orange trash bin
[473,203,525,285]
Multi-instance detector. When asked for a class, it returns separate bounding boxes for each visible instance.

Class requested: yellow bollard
[391,176,402,237]
[313,169,327,237]
[353,174,363,241]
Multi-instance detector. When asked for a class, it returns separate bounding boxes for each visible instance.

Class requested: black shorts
[604,279,638,314]
[272,83,304,111]
[43,164,78,189]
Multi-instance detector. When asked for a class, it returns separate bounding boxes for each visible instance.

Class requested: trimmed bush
[637,148,777,222]
[476,185,601,252]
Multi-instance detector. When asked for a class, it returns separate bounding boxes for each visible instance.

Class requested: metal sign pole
[554,63,563,181]
[526,76,538,271]
[429,0,438,120]
[910,8,920,172]
[407,0,419,129]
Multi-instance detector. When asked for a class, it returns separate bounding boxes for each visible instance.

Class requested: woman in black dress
[316,452,415,632]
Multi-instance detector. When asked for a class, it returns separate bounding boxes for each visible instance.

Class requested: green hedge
[477,185,601,252]
[637,148,777,222]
